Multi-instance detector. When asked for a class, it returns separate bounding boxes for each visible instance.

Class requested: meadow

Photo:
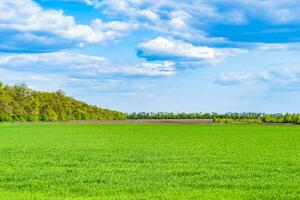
[0,124,299,199]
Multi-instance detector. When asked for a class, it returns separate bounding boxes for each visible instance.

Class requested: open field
[15,119,297,126]
[16,119,214,125]
[0,124,299,199]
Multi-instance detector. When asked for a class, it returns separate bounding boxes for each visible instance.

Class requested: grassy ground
[0,124,299,199]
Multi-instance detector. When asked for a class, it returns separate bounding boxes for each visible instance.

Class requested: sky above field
[1,0,300,113]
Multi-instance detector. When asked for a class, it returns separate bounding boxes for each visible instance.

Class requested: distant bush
[127,112,300,124]
[213,118,263,124]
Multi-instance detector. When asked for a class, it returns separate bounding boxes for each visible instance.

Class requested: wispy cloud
[213,0,300,24]
[216,65,300,92]
[215,72,253,85]
[0,52,174,77]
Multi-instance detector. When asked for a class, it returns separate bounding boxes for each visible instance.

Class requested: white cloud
[0,67,133,94]
[216,72,253,85]
[0,0,137,51]
[79,0,300,44]
[58,0,300,46]
[259,67,300,83]
[216,65,300,91]
[258,71,272,81]
[138,37,216,61]
[257,66,300,92]
[91,19,138,34]
[89,0,225,42]
[138,9,159,21]
[0,52,174,77]
[0,50,175,103]
[133,61,175,76]
[253,43,300,51]
[137,37,244,63]
[169,10,192,30]
[0,68,67,91]
[215,0,300,24]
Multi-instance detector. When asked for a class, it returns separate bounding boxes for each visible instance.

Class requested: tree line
[127,112,300,124]
[1,82,300,124]
[0,82,126,122]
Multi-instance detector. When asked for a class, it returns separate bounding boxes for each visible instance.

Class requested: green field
[0,124,299,199]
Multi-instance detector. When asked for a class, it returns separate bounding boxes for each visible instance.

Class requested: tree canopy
[0,82,126,122]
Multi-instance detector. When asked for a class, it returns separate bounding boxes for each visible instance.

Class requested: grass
[0,124,299,199]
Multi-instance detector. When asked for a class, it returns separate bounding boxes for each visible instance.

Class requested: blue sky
[2,0,300,113]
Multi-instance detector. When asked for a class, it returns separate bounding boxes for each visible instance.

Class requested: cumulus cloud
[85,0,226,42]
[53,0,300,49]
[0,0,137,52]
[95,0,245,25]
[76,0,300,46]
[138,37,216,61]
[137,37,244,64]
